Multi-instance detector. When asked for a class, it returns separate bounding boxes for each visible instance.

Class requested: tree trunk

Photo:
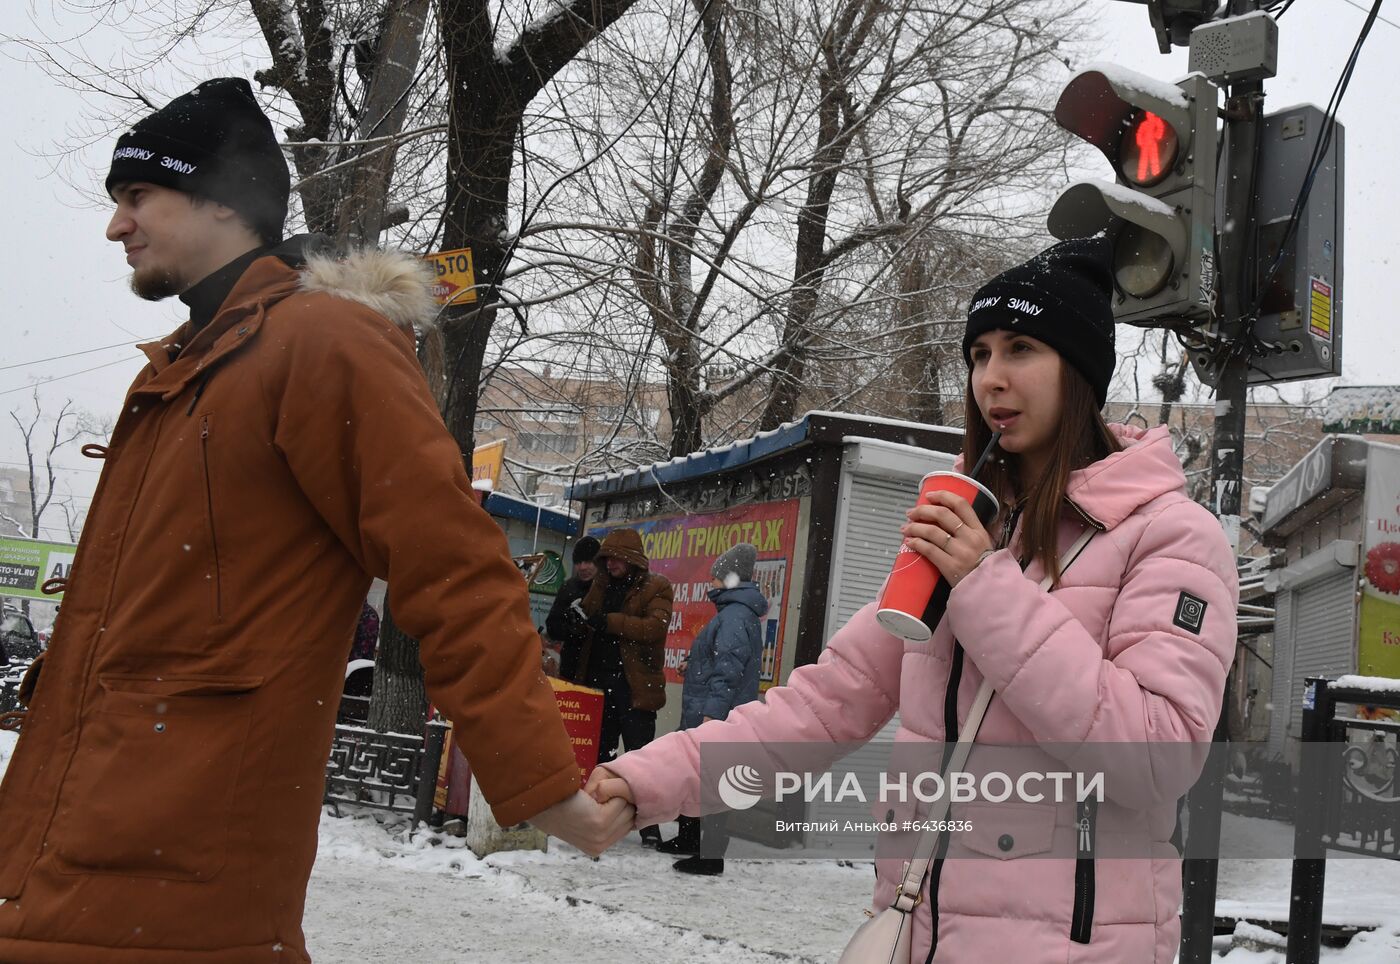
[362,0,639,737]
[366,599,428,734]
[335,0,433,246]
[668,364,705,458]
[249,0,338,234]
[757,46,847,431]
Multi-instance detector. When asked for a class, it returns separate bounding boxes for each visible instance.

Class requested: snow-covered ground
[2,730,1398,962]
[304,807,1400,963]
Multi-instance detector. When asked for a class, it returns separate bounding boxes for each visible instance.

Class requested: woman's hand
[900,490,995,587]
[585,764,636,807]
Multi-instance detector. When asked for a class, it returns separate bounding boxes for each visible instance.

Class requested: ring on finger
[952,520,966,534]
[943,531,954,549]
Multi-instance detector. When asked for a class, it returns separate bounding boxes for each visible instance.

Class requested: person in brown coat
[0,78,631,964]
[575,528,672,845]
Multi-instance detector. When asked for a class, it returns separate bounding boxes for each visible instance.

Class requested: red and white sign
[591,499,799,688]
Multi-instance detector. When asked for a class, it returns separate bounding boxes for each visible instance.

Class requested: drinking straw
[968,432,1001,480]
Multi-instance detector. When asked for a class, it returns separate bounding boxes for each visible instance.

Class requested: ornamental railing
[1288,675,1400,963]
[323,718,450,825]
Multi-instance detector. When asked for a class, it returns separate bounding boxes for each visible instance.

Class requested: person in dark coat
[578,527,674,845]
[546,536,600,681]
[349,599,380,662]
[659,543,768,875]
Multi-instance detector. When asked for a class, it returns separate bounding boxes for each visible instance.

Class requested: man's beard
[129,263,184,301]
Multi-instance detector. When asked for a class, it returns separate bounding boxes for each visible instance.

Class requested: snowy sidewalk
[305,810,870,962]
[303,808,1400,963]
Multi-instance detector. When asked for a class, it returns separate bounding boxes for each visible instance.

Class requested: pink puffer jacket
[607,424,1238,963]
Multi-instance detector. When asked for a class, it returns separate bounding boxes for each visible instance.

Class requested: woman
[588,238,1238,963]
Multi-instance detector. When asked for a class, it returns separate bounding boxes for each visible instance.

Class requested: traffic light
[1048,65,1220,326]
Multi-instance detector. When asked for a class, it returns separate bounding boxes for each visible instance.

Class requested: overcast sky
[1,0,1395,538]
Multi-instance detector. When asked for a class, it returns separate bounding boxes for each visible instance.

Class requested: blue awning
[483,491,579,535]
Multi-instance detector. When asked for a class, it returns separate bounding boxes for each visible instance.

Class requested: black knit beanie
[106,78,290,243]
[572,536,601,565]
[961,237,1117,408]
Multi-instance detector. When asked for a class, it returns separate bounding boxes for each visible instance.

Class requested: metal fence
[0,659,31,720]
[1288,676,1400,963]
[323,716,450,825]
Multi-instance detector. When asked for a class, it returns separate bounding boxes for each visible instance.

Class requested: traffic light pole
[1180,1,1263,960]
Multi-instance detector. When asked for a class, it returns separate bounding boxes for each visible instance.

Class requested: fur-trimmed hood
[299,245,439,333]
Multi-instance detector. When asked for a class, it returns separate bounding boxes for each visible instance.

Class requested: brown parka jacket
[577,529,672,712]
[0,242,579,963]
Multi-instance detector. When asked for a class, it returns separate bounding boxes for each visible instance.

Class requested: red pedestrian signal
[1123,111,1177,186]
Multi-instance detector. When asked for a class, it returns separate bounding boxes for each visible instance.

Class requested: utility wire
[1340,0,1400,29]
[0,339,154,374]
[0,356,142,398]
[1251,0,1382,316]
[0,460,103,475]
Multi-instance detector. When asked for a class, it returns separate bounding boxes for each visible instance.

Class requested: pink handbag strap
[891,524,1096,910]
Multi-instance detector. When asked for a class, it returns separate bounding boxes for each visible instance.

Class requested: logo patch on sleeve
[1173,592,1207,634]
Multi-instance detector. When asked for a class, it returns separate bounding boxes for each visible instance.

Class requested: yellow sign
[1309,277,1332,340]
[424,247,478,305]
[472,438,506,489]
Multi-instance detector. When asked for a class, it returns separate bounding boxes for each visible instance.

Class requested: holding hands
[528,789,635,857]
[900,490,995,588]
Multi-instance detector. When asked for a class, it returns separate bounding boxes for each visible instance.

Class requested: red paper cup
[876,471,999,641]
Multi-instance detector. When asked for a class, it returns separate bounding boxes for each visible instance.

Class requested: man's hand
[528,789,634,857]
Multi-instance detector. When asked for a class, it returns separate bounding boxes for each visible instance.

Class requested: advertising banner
[435,679,602,815]
[548,677,605,781]
[423,246,478,305]
[1360,445,1400,681]
[0,536,76,602]
[590,499,800,689]
[472,438,506,489]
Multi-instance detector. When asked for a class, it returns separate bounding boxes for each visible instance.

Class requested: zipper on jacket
[1071,796,1098,944]
[199,414,223,618]
[185,372,213,416]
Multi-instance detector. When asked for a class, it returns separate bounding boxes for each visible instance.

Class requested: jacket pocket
[956,802,1057,860]
[54,673,263,880]
[198,413,223,618]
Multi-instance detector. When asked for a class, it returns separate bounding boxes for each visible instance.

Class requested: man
[545,535,599,681]
[0,78,630,963]
[660,543,767,875]
[577,528,672,845]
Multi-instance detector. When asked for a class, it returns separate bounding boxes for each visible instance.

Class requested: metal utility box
[1190,106,1345,387]
[1260,107,1344,387]
[1188,11,1279,84]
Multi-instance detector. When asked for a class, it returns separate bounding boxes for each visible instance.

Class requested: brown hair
[961,361,1121,586]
